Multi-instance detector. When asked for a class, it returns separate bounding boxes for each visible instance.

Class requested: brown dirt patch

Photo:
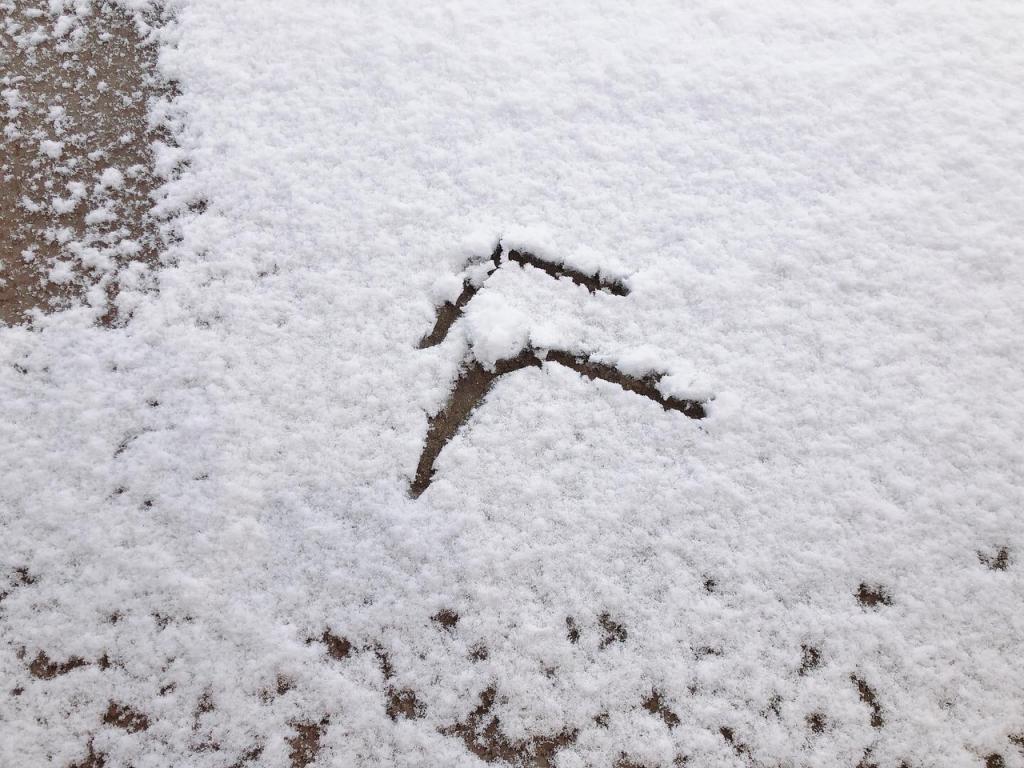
[855,583,892,608]
[320,630,352,660]
[642,689,680,729]
[287,717,328,768]
[0,1,168,325]
[103,700,150,733]
[28,650,88,679]
[432,608,460,631]
[440,685,578,766]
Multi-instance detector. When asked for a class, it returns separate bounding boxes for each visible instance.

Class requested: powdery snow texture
[2,1,1023,767]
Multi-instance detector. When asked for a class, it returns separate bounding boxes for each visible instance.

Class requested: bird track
[412,241,706,497]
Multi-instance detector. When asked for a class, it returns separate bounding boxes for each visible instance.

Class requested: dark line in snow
[410,349,706,498]
[113,428,153,458]
[113,432,139,458]
[851,674,885,729]
[411,351,540,497]
[418,243,628,349]
[545,350,706,420]
[506,249,630,296]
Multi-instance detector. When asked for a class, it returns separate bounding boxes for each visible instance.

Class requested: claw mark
[418,243,628,349]
[410,349,705,497]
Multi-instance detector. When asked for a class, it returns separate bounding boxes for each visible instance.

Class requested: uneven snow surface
[3,1,1024,766]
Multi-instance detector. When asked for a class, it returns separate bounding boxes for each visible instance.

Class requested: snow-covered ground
[2,1,1023,766]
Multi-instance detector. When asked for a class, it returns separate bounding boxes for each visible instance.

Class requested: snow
[19,195,42,213]
[463,292,531,369]
[83,206,116,225]
[98,166,125,190]
[39,137,63,158]
[2,1,1024,767]
[429,272,464,305]
[47,260,74,284]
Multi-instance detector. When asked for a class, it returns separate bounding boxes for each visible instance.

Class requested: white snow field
[3,1,1024,766]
